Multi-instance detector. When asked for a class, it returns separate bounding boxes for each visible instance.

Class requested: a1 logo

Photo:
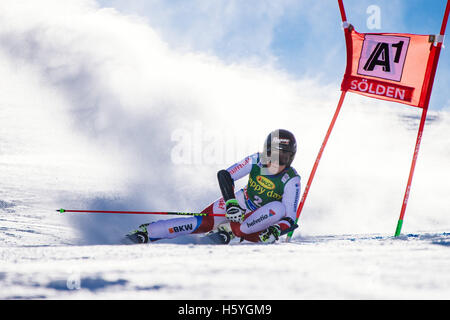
[357,34,410,82]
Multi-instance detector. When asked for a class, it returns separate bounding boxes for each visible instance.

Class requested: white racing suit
[146,153,301,242]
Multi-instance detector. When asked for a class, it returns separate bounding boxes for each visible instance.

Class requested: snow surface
[1,179,450,300]
[1,209,450,299]
[1,0,450,300]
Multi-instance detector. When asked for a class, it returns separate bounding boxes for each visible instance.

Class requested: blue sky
[272,1,448,75]
[97,0,450,110]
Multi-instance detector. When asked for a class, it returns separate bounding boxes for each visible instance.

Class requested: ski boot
[205,223,235,244]
[126,223,150,244]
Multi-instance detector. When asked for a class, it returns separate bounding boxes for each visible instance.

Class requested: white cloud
[98,0,295,62]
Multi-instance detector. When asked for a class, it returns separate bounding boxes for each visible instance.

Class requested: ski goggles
[267,149,293,166]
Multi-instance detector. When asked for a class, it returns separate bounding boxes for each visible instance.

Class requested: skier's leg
[192,188,246,234]
[230,201,286,242]
[145,216,205,241]
[127,196,228,243]
[191,197,227,234]
[137,190,246,242]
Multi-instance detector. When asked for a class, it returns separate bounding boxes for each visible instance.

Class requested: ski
[123,232,148,244]
[197,229,233,244]
[122,223,299,245]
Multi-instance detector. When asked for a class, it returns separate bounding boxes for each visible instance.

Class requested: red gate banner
[341,28,437,108]
[286,0,449,241]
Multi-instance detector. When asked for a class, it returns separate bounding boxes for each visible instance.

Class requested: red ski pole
[57,208,225,217]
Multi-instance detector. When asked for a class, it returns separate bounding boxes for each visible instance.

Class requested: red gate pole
[286,0,350,242]
[395,0,450,236]
[286,91,347,241]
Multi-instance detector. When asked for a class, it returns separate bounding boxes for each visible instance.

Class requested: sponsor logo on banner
[266,190,282,200]
[256,176,275,190]
[357,34,410,82]
[343,75,414,103]
[248,176,283,200]
[248,176,266,195]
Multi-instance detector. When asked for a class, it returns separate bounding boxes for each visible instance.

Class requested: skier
[127,129,301,244]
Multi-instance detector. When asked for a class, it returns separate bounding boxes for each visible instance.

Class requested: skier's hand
[259,224,281,244]
[225,199,245,223]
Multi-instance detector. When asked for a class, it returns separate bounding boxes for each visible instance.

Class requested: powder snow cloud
[0,0,449,243]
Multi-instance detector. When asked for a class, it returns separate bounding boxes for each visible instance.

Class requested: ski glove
[225,199,245,223]
[259,224,281,244]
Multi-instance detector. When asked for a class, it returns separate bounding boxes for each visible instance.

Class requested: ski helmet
[261,129,297,167]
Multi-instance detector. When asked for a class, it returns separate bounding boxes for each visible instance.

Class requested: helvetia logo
[169,224,193,233]
[256,176,275,190]
[246,209,277,228]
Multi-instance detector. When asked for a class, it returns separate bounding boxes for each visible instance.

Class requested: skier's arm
[217,169,235,202]
[226,153,257,181]
[217,153,257,201]
[217,154,257,222]
[217,169,245,222]
[279,176,301,232]
[259,177,301,242]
